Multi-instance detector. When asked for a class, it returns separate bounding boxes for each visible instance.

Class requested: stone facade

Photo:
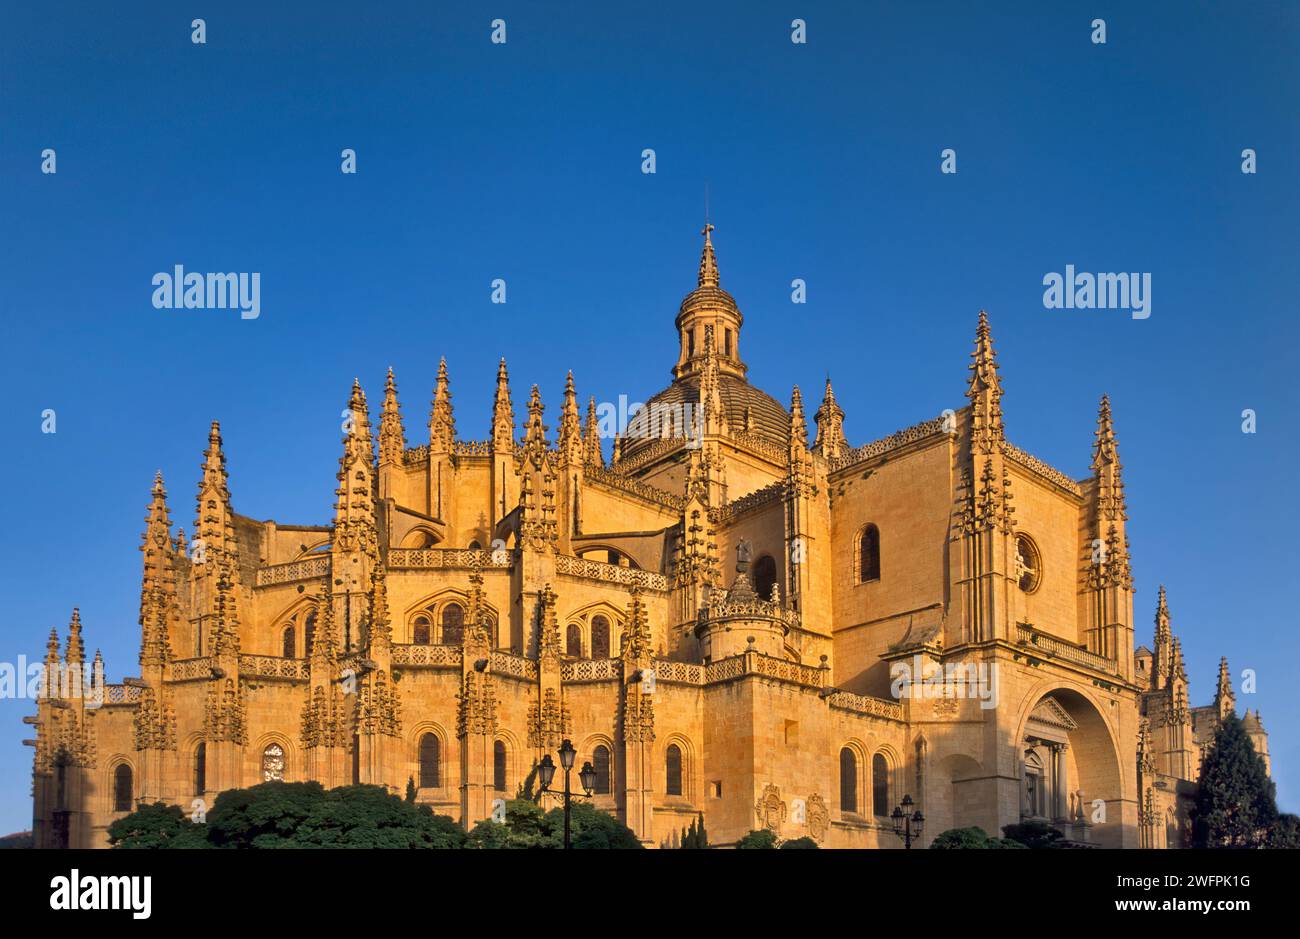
[26,225,1266,849]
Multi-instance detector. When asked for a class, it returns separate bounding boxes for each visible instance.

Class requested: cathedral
[27,225,1267,849]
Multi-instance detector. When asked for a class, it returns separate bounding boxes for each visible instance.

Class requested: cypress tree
[1191,713,1277,848]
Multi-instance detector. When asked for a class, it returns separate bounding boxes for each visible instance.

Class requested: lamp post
[537,738,595,849]
[890,794,925,849]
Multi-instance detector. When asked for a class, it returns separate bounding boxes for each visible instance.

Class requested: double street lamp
[537,738,596,849]
[890,794,925,849]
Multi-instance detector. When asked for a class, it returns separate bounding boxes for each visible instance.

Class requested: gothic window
[442,603,465,646]
[665,744,683,796]
[194,743,207,796]
[419,734,441,788]
[113,763,133,812]
[281,626,295,659]
[591,616,611,659]
[493,740,507,792]
[593,745,611,795]
[262,743,285,782]
[412,615,430,645]
[304,613,316,658]
[753,554,778,602]
[860,525,881,583]
[839,748,858,813]
[871,753,889,816]
[724,328,733,357]
[1015,534,1042,593]
[566,624,582,658]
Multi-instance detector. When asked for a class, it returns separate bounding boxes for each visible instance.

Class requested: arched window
[262,743,285,782]
[281,626,295,659]
[593,745,611,795]
[839,748,858,813]
[591,616,611,659]
[442,604,465,646]
[113,763,133,812]
[860,524,881,583]
[412,615,431,646]
[194,743,207,796]
[871,753,889,816]
[419,734,441,789]
[304,613,316,658]
[752,554,778,601]
[493,741,507,792]
[566,624,582,658]
[665,744,683,796]
[468,540,482,550]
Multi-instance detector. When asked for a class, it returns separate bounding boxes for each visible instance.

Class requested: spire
[813,377,847,459]
[1170,635,1188,685]
[333,380,378,557]
[789,386,808,450]
[583,396,603,466]
[966,311,1005,454]
[1215,657,1236,719]
[65,608,84,665]
[698,326,727,437]
[44,628,61,695]
[1153,586,1173,688]
[698,222,718,288]
[558,371,583,463]
[429,358,456,453]
[140,473,177,669]
[140,471,174,615]
[522,384,548,450]
[378,367,406,465]
[1091,394,1127,521]
[491,358,515,451]
[195,420,237,563]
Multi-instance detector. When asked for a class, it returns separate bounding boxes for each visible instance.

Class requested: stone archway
[1017,687,1125,847]
[930,753,988,840]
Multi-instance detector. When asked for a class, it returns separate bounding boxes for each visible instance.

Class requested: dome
[621,373,790,461]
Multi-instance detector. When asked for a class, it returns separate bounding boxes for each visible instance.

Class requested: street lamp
[890,794,925,849]
[538,738,595,849]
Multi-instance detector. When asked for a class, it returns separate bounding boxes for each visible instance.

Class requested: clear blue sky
[1,1,1296,833]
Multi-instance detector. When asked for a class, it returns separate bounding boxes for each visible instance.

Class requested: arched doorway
[1018,687,1125,847]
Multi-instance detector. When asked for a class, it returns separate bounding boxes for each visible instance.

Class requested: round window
[1015,534,1041,593]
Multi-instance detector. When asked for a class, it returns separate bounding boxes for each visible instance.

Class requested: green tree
[290,784,465,848]
[735,828,778,849]
[931,826,1026,849]
[779,836,819,849]
[1192,714,1278,848]
[405,777,417,804]
[680,813,708,849]
[1268,814,1300,849]
[1001,820,1066,849]
[466,798,641,849]
[206,781,326,848]
[108,802,210,849]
